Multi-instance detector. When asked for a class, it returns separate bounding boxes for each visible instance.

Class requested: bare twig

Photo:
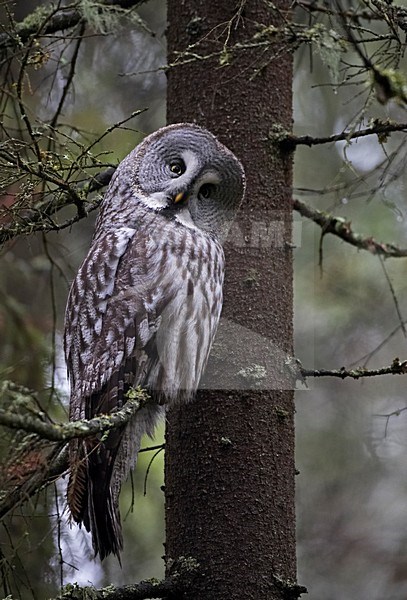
[374,406,407,438]
[351,320,407,368]
[378,255,407,336]
[50,22,87,129]
[0,166,115,246]
[0,442,164,521]
[296,0,407,38]
[295,0,382,22]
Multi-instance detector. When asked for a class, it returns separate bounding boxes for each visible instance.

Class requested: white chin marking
[143,192,168,210]
[175,208,199,231]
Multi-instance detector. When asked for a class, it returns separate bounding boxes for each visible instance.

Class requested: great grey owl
[64,123,245,560]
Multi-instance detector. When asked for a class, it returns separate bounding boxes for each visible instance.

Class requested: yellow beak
[174,192,185,204]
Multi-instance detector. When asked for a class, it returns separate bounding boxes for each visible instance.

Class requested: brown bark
[165,2,296,598]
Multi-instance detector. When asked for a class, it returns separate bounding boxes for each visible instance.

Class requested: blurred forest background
[1,0,407,598]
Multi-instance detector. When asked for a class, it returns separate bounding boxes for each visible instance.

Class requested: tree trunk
[165,2,296,598]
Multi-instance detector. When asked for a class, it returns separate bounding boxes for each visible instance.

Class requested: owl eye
[169,160,186,176]
[199,183,216,199]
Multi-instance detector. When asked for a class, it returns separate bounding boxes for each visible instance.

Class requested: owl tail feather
[84,445,124,562]
[67,434,125,561]
[67,404,163,561]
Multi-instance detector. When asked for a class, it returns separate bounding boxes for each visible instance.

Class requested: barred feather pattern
[64,123,244,560]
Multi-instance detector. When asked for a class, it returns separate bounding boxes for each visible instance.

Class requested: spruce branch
[293,198,407,259]
[57,579,177,600]
[56,557,199,599]
[0,386,154,519]
[0,0,149,51]
[280,121,407,151]
[296,0,407,34]
[0,388,149,441]
[301,357,407,379]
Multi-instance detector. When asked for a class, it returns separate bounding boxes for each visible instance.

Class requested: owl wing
[66,228,167,397]
[65,226,170,558]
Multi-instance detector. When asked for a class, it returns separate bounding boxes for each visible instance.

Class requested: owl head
[114,123,245,241]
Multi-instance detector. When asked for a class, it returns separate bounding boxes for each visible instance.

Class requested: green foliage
[58,582,99,599]
[309,23,346,86]
[372,66,407,105]
[17,3,56,35]
[79,0,153,36]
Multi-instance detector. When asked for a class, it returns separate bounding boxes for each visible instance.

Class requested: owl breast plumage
[64,123,245,559]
